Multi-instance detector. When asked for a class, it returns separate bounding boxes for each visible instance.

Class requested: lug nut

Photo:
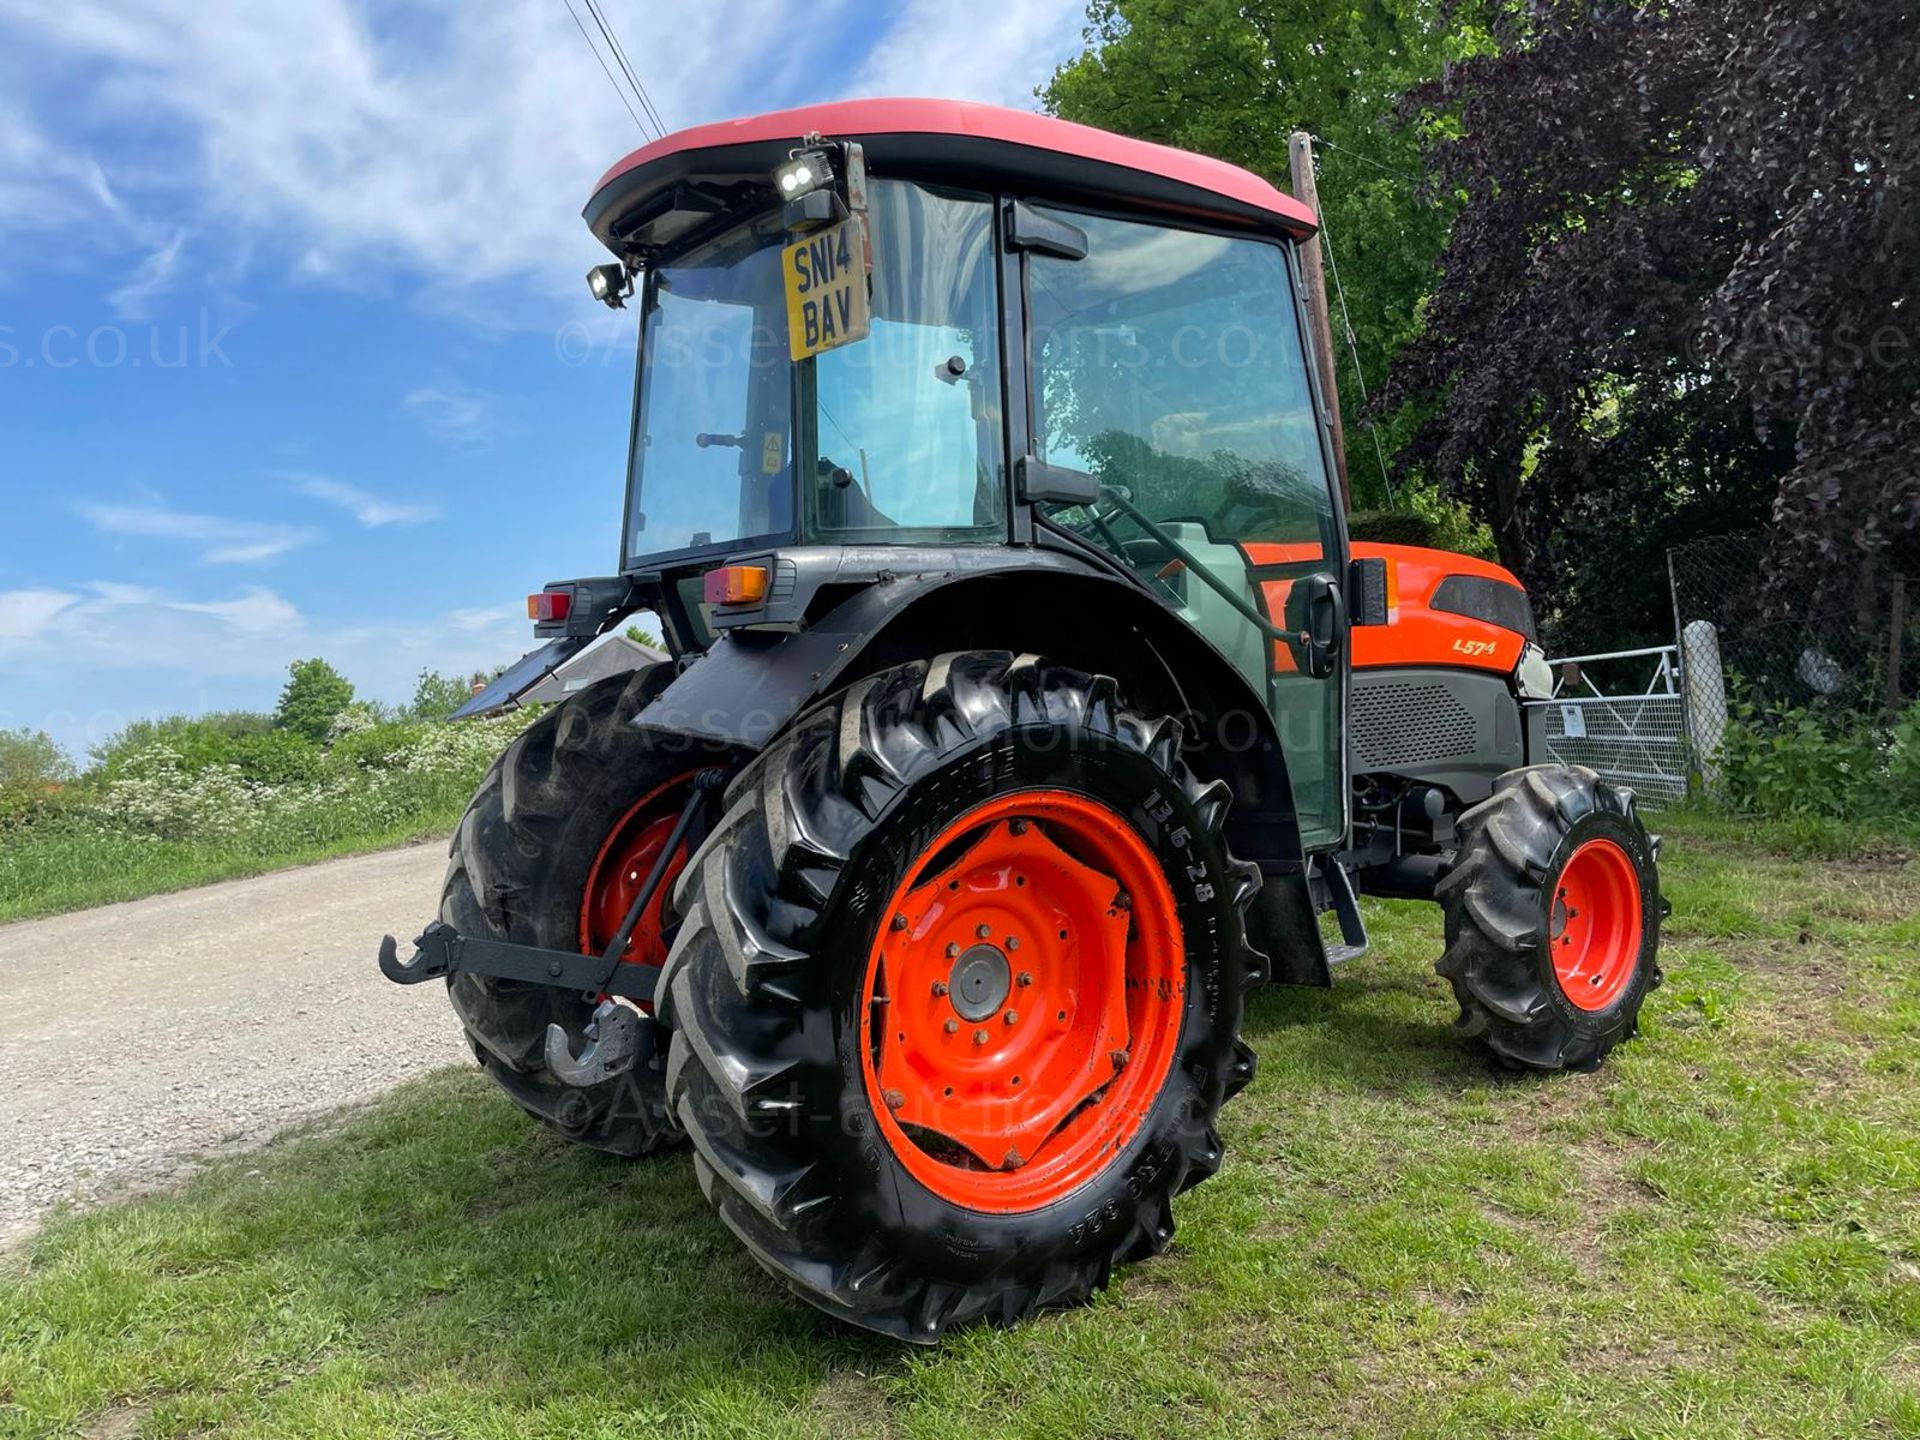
[1006,936,1020,951]
[976,923,991,939]
[973,1028,990,1045]
[891,913,909,931]
[944,1019,959,1034]
[931,980,949,997]
[1016,971,1033,987]
[945,942,959,958]
[1004,1009,1018,1025]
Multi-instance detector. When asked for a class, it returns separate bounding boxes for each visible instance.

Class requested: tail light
[703,565,769,606]
[527,589,574,623]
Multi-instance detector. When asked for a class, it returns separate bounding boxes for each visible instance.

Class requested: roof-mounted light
[586,262,632,309]
[773,149,834,201]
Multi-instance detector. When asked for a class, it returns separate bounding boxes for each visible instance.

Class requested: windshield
[626,213,793,558]
[624,180,1004,563]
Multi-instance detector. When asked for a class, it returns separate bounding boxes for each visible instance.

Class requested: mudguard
[633,570,964,748]
[632,563,1311,868]
[450,636,591,720]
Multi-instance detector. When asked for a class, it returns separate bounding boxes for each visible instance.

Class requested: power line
[1309,133,1427,188]
[1314,198,1398,507]
[558,0,649,137]
[582,0,668,139]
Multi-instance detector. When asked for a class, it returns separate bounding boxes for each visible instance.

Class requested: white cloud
[291,474,439,527]
[0,90,118,243]
[0,0,786,294]
[0,580,531,746]
[0,582,304,670]
[447,605,518,634]
[0,588,80,642]
[168,589,307,636]
[76,498,314,565]
[401,382,504,450]
[107,225,190,320]
[855,0,1087,110]
[0,0,1091,308]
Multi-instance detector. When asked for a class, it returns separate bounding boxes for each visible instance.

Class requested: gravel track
[0,842,468,1244]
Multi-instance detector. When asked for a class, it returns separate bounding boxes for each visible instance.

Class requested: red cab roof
[588,98,1317,241]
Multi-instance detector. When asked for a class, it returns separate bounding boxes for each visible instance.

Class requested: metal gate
[1533,645,1691,805]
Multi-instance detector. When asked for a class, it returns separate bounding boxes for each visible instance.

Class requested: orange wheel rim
[858,789,1186,1214]
[1550,837,1643,1012]
[580,771,702,1005]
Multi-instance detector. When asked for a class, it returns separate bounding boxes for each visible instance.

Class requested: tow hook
[377,766,729,1085]
[546,997,656,1087]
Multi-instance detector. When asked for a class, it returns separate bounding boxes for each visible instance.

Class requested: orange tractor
[380,100,1662,1341]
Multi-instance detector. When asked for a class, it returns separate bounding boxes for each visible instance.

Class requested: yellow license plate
[782,217,871,361]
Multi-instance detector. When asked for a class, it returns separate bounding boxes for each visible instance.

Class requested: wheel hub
[579,771,704,1006]
[948,944,1011,1022]
[1548,836,1643,1012]
[859,789,1187,1214]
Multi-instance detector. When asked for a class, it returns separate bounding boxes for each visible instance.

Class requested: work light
[773,149,834,200]
[586,262,632,309]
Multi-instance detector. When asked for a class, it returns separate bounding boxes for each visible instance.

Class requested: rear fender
[635,565,1309,867]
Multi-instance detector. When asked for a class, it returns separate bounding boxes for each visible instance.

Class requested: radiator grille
[1352,680,1480,771]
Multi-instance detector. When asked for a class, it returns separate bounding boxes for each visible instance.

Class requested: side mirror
[1017,456,1100,505]
[1007,202,1089,261]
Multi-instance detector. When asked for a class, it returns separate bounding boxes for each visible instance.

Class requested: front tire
[657,652,1266,1341]
[1438,764,1662,1070]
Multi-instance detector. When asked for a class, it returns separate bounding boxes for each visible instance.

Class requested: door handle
[1292,572,1345,679]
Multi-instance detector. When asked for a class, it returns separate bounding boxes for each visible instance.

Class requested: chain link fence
[1532,532,1915,806]
[1667,532,1919,776]
[1669,532,1917,714]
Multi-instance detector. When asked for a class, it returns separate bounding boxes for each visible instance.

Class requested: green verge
[2,812,1916,1438]
[0,801,471,926]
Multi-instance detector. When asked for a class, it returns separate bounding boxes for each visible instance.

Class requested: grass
[0,805,469,926]
[3,812,1917,1438]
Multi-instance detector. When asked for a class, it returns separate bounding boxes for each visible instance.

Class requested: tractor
[378,98,1662,1342]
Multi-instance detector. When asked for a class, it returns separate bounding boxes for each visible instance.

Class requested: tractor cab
[579,99,1350,845]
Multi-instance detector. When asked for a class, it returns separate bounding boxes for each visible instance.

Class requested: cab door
[1016,205,1350,850]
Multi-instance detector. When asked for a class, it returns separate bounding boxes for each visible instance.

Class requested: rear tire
[657,652,1266,1341]
[441,663,724,1156]
[1438,764,1662,1071]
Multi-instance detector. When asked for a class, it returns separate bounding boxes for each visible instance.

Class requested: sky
[0,0,1092,759]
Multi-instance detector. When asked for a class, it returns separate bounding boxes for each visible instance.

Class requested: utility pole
[1289,130,1350,511]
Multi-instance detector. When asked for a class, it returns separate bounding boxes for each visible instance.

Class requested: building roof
[585,98,1316,250]
[518,633,669,707]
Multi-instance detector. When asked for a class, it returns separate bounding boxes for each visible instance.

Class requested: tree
[0,728,72,796]
[410,669,473,721]
[274,658,355,741]
[1379,0,1918,647]
[1043,0,1501,507]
